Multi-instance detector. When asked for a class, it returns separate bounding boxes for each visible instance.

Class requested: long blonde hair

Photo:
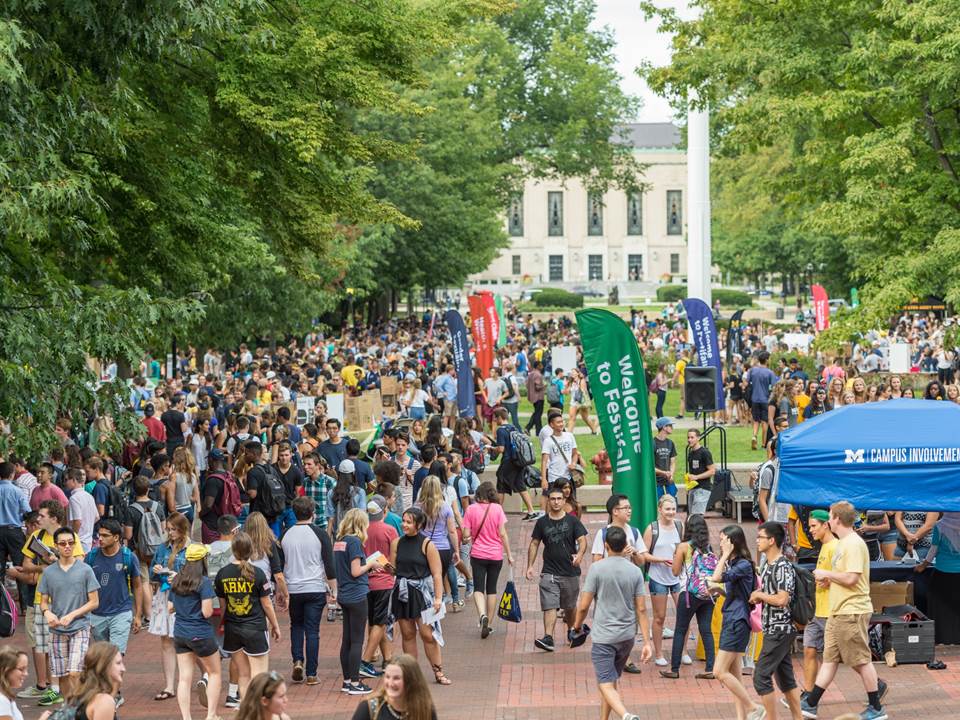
[369,654,435,720]
[244,511,277,561]
[417,475,444,521]
[172,445,197,485]
[337,508,369,543]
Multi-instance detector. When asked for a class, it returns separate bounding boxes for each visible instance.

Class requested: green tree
[641,0,960,323]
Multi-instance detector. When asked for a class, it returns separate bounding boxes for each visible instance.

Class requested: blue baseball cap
[655,417,674,430]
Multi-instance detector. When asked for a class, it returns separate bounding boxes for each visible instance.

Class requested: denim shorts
[719,618,751,653]
[590,638,634,684]
[648,578,680,596]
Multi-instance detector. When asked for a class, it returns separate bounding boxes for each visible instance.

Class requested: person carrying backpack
[199,449,242,544]
[641,495,688,668]
[125,475,167,629]
[749,521,802,718]
[490,408,536,520]
[660,514,717,680]
[243,441,286,537]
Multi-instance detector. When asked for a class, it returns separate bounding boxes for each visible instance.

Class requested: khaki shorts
[442,402,458,417]
[823,613,871,666]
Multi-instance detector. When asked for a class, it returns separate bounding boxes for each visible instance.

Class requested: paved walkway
[9,512,959,719]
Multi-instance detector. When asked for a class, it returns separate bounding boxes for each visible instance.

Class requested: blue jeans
[446,562,460,603]
[90,610,133,655]
[409,407,426,420]
[280,507,297,533]
[504,402,521,429]
[655,390,667,418]
[289,591,326,677]
[657,483,678,499]
[177,505,194,524]
[673,592,714,673]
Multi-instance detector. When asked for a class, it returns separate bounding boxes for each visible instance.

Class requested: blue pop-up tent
[775,399,960,511]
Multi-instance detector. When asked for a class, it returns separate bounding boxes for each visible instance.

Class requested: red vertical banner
[812,284,830,331]
[468,294,494,378]
[479,291,499,352]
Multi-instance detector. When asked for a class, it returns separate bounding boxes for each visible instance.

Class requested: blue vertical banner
[682,298,725,410]
[444,310,476,418]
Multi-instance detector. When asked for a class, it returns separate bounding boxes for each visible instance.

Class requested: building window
[548,255,563,281]
[588,255,603,280]
[628,254,643,281]
[508,193,523,236]
[548,191,563,236]
[670,253,680,274]
[587,193,603,236]
[627,192,642,235]
[667,190,682,235]
[512,255,521,275]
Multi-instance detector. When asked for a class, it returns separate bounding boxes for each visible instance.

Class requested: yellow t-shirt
[829,532,872,616]
[796,393,811,421]
[676,359,687,383]
[815,538,837,618]
[22,528,85,605]
[789,507,812,550]
[341,365,361,388]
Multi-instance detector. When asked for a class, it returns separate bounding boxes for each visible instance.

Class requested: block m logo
[844,448,865,464]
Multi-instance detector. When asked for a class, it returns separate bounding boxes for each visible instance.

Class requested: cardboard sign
[295,396,315,427]
[381,376,400,397]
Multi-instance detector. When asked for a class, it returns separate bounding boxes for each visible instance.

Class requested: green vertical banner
[850,287,860,308]
[575,308,657,531]
[495,294,508,347]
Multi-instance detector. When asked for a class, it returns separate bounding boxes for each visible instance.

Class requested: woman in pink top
[461,482,513,639]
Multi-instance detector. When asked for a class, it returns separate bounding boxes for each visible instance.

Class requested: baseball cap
[208,448,226,462]
[810,509,830,522]
[266,370,277,379]
[144,402,155,416]
[338,459,356,474]
[185,543,209,562]
[367,495,387,519]
[655,417,674,430]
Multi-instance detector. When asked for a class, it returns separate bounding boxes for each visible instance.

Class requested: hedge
[533,288,584,308]
[655,285,752,307]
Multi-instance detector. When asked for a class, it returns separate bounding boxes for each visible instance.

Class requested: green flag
[575,308,657,531]
[495,294,507,347]
[850,287,859,308]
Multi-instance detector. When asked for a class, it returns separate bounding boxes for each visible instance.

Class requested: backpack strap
[648,521,660,553]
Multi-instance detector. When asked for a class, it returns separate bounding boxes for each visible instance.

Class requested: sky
[592,0,692,123]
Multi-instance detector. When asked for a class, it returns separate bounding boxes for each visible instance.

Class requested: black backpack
[790,562,816,626]
[254,464,286,518]
[100,479,130,524]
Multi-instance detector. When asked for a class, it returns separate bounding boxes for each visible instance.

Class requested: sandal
[154,690,175,701]
[432,664,452,686]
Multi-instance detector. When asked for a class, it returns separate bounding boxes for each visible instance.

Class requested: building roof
[615,122,681,149]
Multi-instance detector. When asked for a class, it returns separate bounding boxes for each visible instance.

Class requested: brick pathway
[9,512,958,719]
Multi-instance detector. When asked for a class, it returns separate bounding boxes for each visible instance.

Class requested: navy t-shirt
[495,425,514,461]
[172,576,216,639]
[85,547,141,616]
[333,534,368,604]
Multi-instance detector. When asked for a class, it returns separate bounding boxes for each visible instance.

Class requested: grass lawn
[514,388,763,486]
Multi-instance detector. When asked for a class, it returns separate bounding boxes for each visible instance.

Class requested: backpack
[463,443,486,474]
[790,562,816,626]
[100,479,130,525]
[129,501,167,557]
[254,464,286,518]
[546,380,561,405]
[208,471,242,518]
[0,583,18,637]
[686,548,719,601]
[508,427,536,468]
[751,459,775,521]
[147,477,167,504]
[503,375,517,402]
[46,703,80,720]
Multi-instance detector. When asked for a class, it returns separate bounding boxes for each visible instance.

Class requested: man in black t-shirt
[686,429,715,516]
[653,417,677,499]
[160,394,189,457]
[272,444,302,533]
[526,485,588,652]
[244,442,282,536]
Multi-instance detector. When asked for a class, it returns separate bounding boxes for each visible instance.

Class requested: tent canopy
[776,399,960,512]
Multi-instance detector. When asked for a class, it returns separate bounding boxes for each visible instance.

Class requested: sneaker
[196,677,208,708]
[746,707,767,720]
[877,679,888,704]
[480,615,491,639]
[291,661,304,683]
[359,661,383,678]
[534,635,555,652]
[623,714,641,720]
[859,707,888,720]
[224,694,240,709]
[115,695,125,709]
[681,654,693,665]
[17,686,46,699]
[654,656,668,667]
[347,682,373,695]
[799,698,818,719]
[662,627,674,639]
[783,691,807,708]
[457,576,466,587]
[38,689,64,707]
[306,676,319,686]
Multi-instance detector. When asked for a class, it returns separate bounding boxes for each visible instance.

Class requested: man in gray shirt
[572,526,653,720]
[38,526,100,701]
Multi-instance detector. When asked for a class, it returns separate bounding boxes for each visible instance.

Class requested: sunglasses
[56,540,75,547]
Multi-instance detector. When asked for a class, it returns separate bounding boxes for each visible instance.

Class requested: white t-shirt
[591,523,648,558]
[0,694,23,720]
[409,389,428,409]
[542,431,577,483]
[646,520,682,586]
[68,488,100,553]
